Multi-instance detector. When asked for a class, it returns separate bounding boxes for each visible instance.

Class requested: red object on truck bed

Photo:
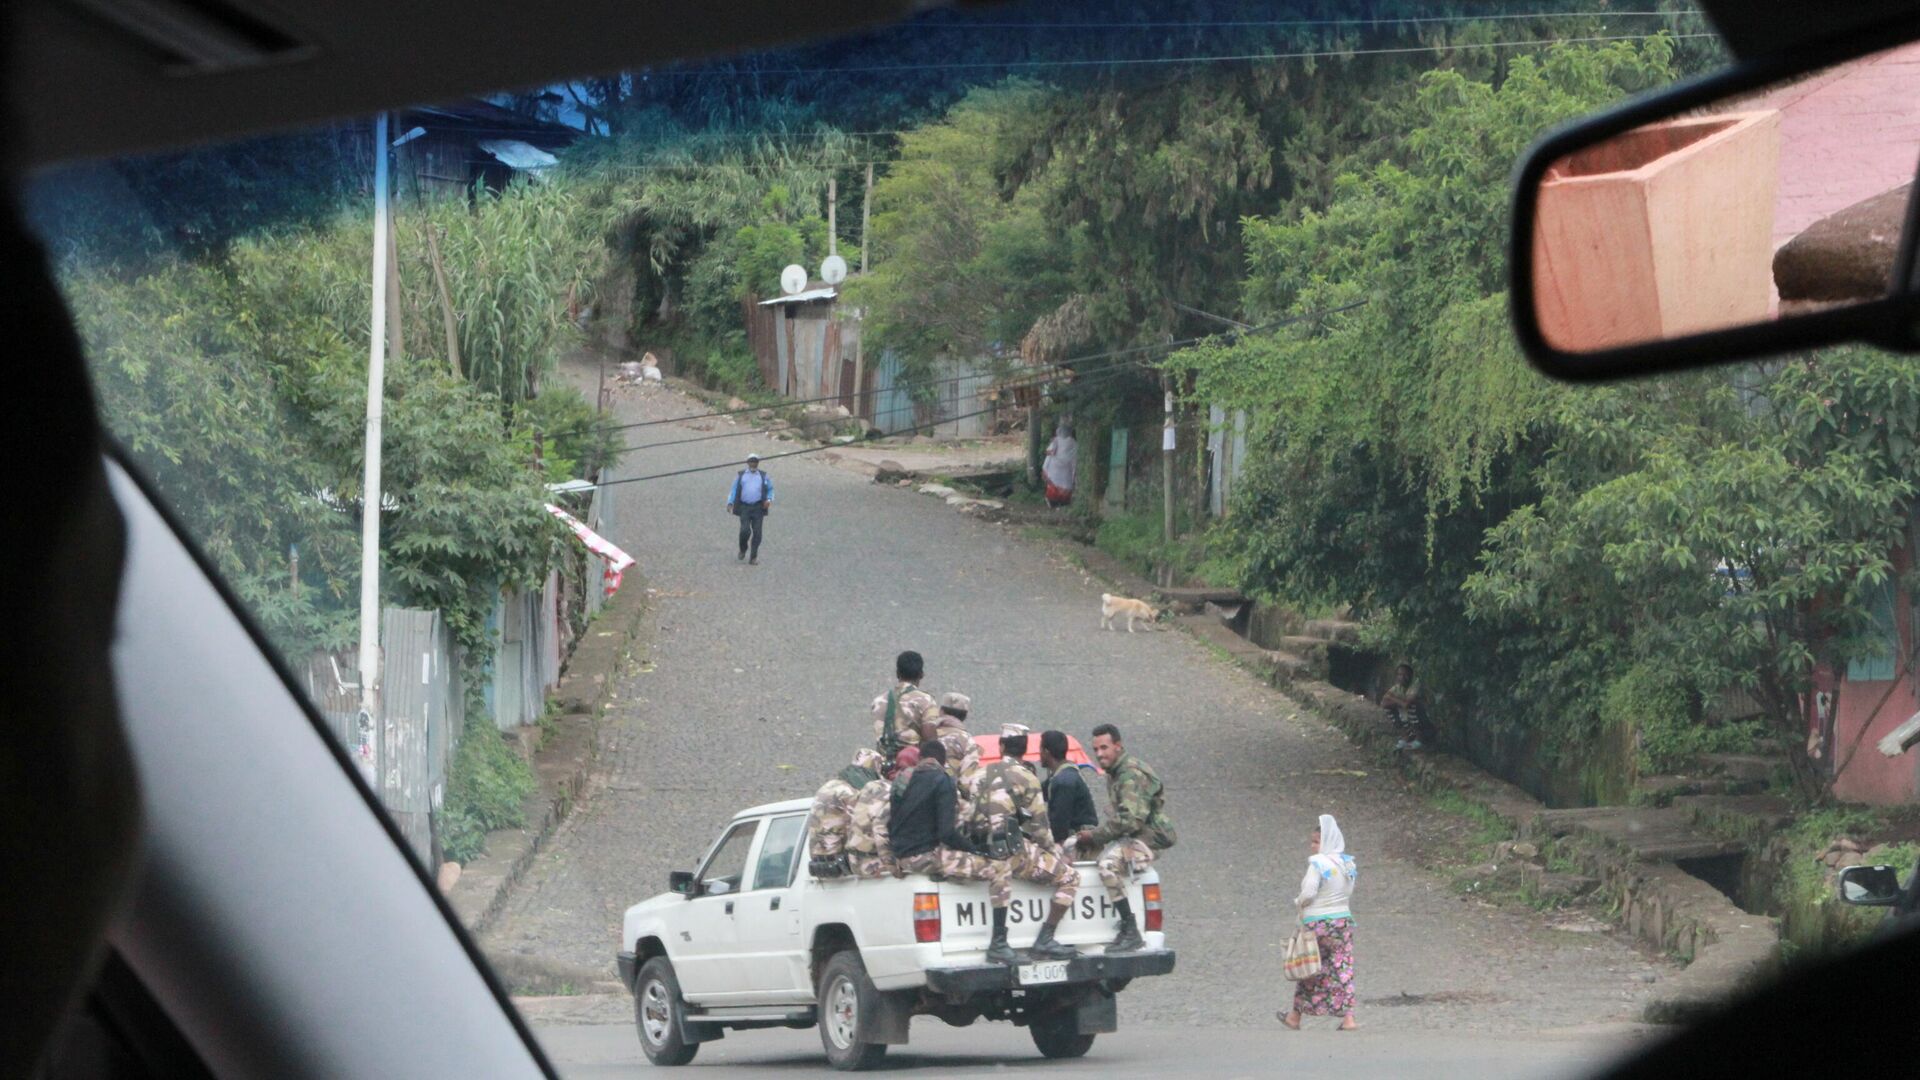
[970,732,1101,774]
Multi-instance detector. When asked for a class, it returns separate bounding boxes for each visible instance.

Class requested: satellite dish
[821,254,848,285]
[781,264,808,295]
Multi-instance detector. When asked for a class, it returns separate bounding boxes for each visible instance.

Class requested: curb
[447,571,651,936]
[1052,533,1779,1024]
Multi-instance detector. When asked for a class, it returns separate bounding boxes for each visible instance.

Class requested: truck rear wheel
[817,950,888,1071]
[1030,1010,1096,1059]
[634,957,699,1066]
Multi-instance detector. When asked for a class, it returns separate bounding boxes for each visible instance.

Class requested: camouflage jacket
[965,759,1053,850]
[847,777,897,856]
[808,777,861,858]
[1084,752,1175,850]
[872,682,937,752]
[933,720,980,782]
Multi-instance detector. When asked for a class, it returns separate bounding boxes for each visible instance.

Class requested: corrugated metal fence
[868,351,997,437]
[486,574,562,732]
[380,607,461,866]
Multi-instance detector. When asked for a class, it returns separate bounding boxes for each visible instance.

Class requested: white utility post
[827,176,838,257]
[356,111,392,784]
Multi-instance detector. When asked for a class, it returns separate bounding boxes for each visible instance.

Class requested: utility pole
[827,177,838,258]
[356,111,392,789]
[860,163,873,275]
[1162,371,1175,555]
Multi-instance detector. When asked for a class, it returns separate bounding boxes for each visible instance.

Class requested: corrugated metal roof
[759,287,837,306]
[479,139,559,170]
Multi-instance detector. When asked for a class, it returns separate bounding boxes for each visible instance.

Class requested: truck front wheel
[1030,1010,1096,1059]
[817,950,888,1071]
[634,957,699,1066]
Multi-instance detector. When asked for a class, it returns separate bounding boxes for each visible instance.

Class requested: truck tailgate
[934,864,1164,960]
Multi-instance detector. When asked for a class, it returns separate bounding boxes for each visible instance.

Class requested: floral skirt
[1291,917,1355,1016]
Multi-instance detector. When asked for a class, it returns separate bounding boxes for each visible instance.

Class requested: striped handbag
[1283,922,1323,981]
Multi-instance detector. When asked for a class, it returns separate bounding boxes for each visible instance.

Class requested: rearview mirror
[1512,24,1920,380]
[1838,864,1903,906]
[669,870,695,896]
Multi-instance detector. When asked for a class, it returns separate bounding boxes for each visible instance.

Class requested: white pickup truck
[617,797,1176,1069]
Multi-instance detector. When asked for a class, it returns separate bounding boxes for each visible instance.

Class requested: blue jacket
[728,468,773,508]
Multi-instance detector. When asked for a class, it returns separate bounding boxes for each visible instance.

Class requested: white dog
[1101,593,1160,632]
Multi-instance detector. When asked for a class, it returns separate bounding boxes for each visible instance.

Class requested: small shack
[390,100,583,202]
[746,286,999,437]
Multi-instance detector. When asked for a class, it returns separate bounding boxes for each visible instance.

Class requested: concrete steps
[1535,805,1748,862]
[1152,585,1249,614]
[1302,618,1363,644]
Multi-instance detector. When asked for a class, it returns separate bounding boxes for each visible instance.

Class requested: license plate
[1017,961,1069,985]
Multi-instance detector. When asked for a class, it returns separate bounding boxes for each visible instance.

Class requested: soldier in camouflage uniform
[967,723,1081,961]
[933,692,982,782]
[807,747,886,877]
[929,691,985,824]
[1076,722,1175,955]
[847,746,919,878]
[872,650,939,760]
[889,740,1015,961]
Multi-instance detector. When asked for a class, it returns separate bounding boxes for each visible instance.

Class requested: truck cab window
[752,815,807,891]
[698,820,759,896]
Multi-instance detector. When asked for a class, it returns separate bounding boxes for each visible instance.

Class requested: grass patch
[1767,807,1919,965]
[437,686,536,864]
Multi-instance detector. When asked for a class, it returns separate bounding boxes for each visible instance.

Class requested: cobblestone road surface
[483,377,1675,1048]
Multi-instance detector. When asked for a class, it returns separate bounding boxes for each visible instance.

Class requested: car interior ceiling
[7,0,1920,1076]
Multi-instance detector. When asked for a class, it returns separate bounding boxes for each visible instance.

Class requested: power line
[583,299,1367,437]
[588,299,1368,485]
[647,31,1712,77]
[905,11,1694,30]
[614,355,1155,454]
[593,400,1012,488]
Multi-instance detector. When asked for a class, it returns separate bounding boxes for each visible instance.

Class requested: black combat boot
[1030,911,1079,961]
[1107,899,1146,954]
[986,906,1017,965]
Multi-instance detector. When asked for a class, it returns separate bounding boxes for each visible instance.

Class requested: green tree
[842,82,1072,378]
[1164,39,1683,788]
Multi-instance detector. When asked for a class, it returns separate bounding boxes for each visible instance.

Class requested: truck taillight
[1142,884,1163,932]
[913,892,942,942]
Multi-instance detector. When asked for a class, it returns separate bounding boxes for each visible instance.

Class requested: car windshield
[28,1,1920,1075]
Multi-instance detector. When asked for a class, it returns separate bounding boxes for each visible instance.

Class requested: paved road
[485,375,1674,1074]
[534,1020,1662,1079]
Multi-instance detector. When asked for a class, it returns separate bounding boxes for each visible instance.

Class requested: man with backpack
[1075,723,1175,955]
[725,453,772,564]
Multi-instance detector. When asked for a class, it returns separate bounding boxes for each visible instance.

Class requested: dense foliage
[1170,39,1919,797]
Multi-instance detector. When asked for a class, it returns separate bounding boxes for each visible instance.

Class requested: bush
[1770,808,1915,964]
[438,688,536,864]
[1600,664,1767,777]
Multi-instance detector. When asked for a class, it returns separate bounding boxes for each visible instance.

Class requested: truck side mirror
[669,870,696,897]
[1838,864,1903,906]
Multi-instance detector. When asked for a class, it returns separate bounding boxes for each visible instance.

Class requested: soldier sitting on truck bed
[1075,723,1176,955]
[807,747,885,878]
[872,650,939,762]
[967,723,1080,961]
[847,745,917,879]
[890,739,1018,964]
[932,692,981,778]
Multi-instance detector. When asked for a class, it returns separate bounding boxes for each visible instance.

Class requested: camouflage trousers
[849,853,900,879]
[897,848,1012,908]
[1007,839,1080,908]
[1096,837,1155,903]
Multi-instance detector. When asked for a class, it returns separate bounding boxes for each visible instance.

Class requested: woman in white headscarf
[1042,420,1077,509]
[1281,813,1359,1030]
